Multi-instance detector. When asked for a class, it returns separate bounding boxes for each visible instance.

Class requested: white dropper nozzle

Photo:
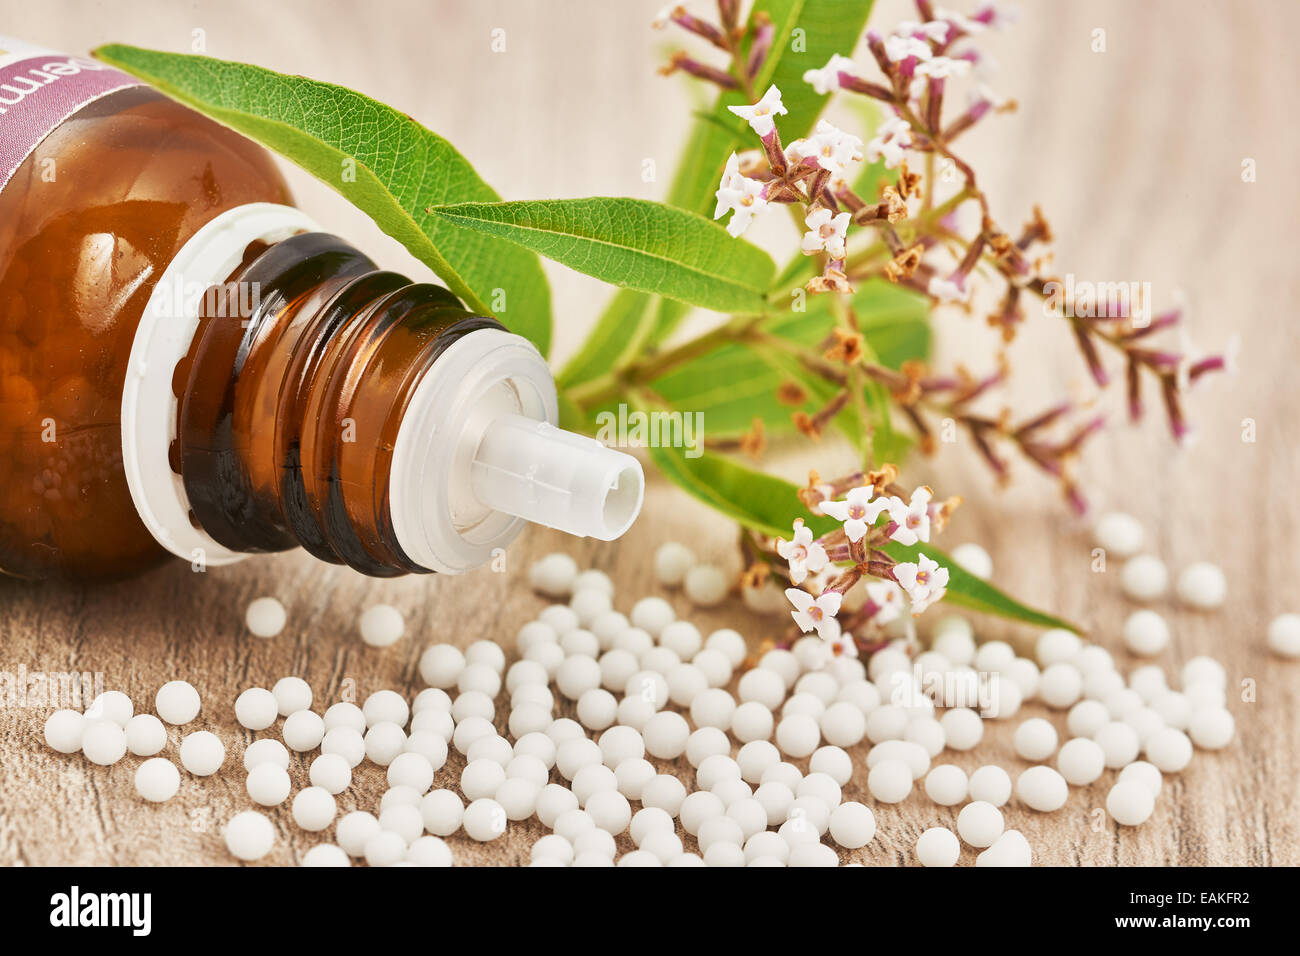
[389,328,645,574]
[469,413,643,541]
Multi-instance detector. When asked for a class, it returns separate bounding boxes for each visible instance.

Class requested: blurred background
[1,1,1296,864]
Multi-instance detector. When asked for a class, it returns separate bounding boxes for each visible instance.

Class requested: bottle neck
[123,203,643,576]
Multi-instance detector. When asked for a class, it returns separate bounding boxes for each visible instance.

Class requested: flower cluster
[656,0,1233,513]
[765,465,956,656]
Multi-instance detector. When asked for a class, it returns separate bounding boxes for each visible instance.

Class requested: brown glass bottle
[0,86,292,579]
[0,85,642,581]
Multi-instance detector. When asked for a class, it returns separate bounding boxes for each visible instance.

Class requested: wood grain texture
[1,0,1297,866]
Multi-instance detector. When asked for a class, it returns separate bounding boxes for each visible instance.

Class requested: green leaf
[92,43,552,355]
[558,0,879,370]
[646,280,930,437]
[648,441,1078,632]
[882,540,1079,631]
[427,198,775,314]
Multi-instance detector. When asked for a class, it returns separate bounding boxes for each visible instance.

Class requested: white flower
[802,53,858,95]
[776,518,829,585]
[914,55,973,79]
[713,153,768,237]
[800,207,851,260]
[896,19,953,43]
[865,579,904,625]
[801,120,864,176]
[885,34,934,62]
[887,486,933,545]
[820,486,892,542]
[928,275,970,303]
[727,84,788,138]
[828,632,859,658]
[786,587,843,640]
[864,116,913,169]
[892,553,950,614]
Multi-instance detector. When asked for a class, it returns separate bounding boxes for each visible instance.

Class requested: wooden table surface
[1,0,1297,866]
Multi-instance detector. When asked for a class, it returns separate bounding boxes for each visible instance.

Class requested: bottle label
[0,36,142,192]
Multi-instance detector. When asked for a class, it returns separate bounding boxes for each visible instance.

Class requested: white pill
[967,765,1012,807]
[1144,727,1193,772]
[1094,721,1140,768]
[924,764,969,806]
[124,713,167,756]
[1121,554,1169,601]
[654,541,696,586]
[1123,610,1170,656]
[44,709,86,754]
[359,603,404,647]
[1056,737,1106,785]
[224,811,275,861]
[412,790,459,838]
[820,701,867,748]
[1013,718,1059,761]
[1118,760,1163,797]
[179,730,225,776]
[1106,780,1155,826]
[570,587,612,627]
[974,640,1015,673]
[271,677,312,716]
[1036,629,1082,667]
[85,690,133,727]
[1038,663,1082,709]
[233,688,277,731]
[492,777,536,821]
[823,800,873,849]
[244,737,290,772]
[302,843,352,867]
[957,801,1004,847]
[867,759,912,803]
[643,711,690,760]
[641,774,687,815]
[360,689,409,729]
[335,811,382,856]
[1267,614,1300,658]
[282,710,325,752]
[303,753,350,796]
[321,727,367,768]
[364,831,407,867]
[939,708,984,750]
[629,596,675,636]
[684,563,728,606]
[1016,766,1068,812]
[573,569,614,596]
[975,829,1033,867]
[1150,690,1191,731]
[1067,699,1111,738]
[154,680,201,725]
[916,826,961,867]
[731,701,774,742]
[135,757,181,802]
[246,762,292,806]
[292,787,337,831]
[706,628,748,667]
[775,713,821,758]
[365,721,408,765]
[245,596,287,638]
[1176,561,1226,609]
[1093,512,1144,557]
[1187,707,1235,750]
[529,552,578,596]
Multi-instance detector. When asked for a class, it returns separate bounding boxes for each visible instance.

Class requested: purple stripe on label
[0,55,141,190]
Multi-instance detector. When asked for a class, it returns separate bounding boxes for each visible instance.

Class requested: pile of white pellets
[38,505,1295,866]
